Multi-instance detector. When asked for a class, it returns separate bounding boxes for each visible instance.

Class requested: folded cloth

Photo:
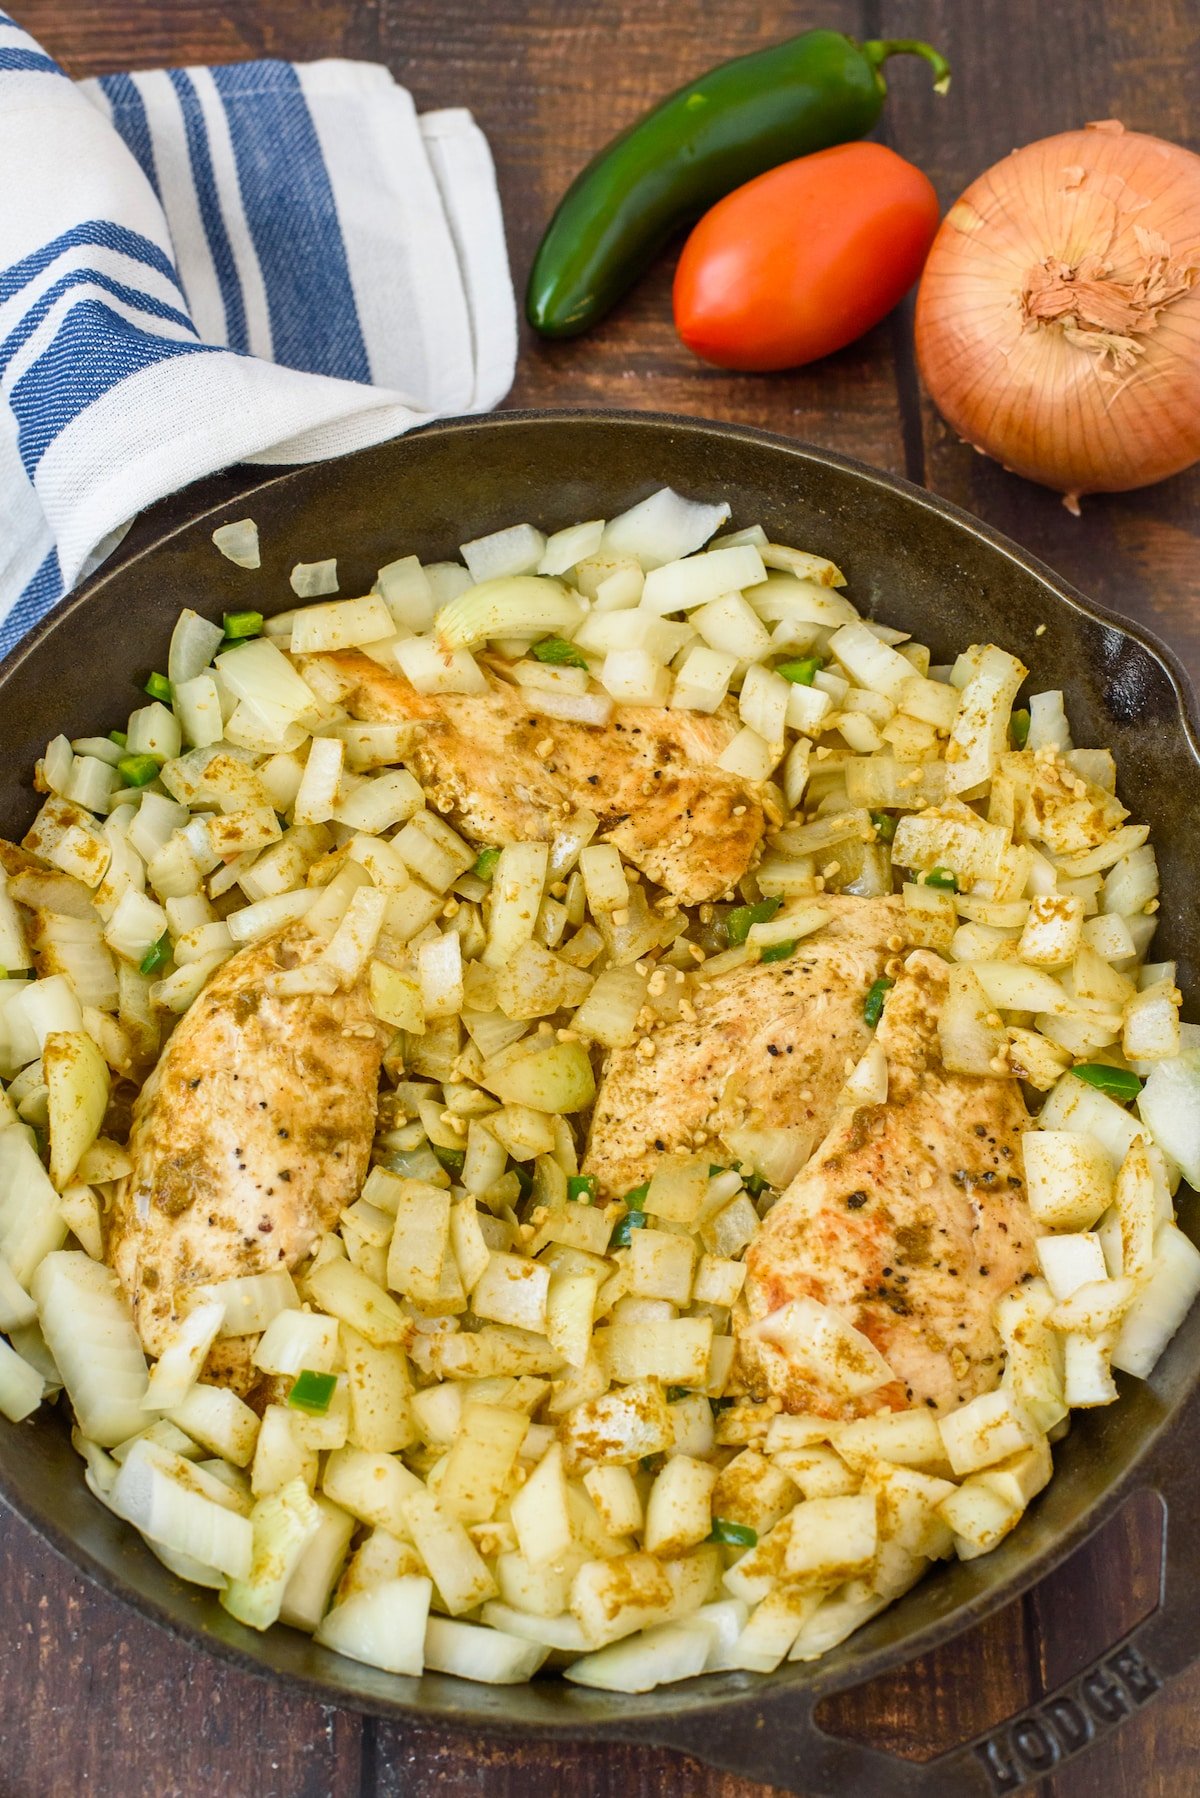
[0,10,517,656]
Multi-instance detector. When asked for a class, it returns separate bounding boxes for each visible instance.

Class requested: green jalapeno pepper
[527,32,949,337]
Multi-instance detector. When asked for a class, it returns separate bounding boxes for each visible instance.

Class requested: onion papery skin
[915,123,1200,502]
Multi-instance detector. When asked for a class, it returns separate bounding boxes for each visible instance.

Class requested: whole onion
[915,121,1200,510]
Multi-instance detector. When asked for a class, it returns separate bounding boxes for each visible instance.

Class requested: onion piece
[110,1439,254,1579]
[538,519,605,576]
[212,519,260,569]
[601,488,730,568]
[0,1125,69,1285]
[1138,1049,1200,1188]
[436,575,581,652]
[32,1250,151,1445]
[460,523,547,583]
[289,559,338,598]
[169,609,226,686]
[315,1575,432,1675]
[142,1299,226,1411]
[916,122,1200,506]
[751,1296,897,1399]
[0,1335,44,1422]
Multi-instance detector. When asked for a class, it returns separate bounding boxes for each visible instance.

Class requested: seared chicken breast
[304,649,767,906]
[584,896,907,1198]
[738,950,1036,1419]
[107,925,386,1388]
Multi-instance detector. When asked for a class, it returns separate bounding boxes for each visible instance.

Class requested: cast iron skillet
[2,411,1200,1797]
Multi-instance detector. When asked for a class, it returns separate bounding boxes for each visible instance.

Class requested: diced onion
[315,1575,432,1675]
[461,523,548,583]
[169,609,226,686]
[602,488,730,568]
[290,594,394,656]
[32,1250,150,1445]
[1111,1222,1200,1377]
[390,637,488,696]
[436,576,582,653]
[212,519,260,568]
[751,1297,896,1398]
[142,1299,226,1410]
[538,519,605,576]
[110,1439,253,1579]
[290,559,339,598]
[1138,1050,1200,1188]
[641,545,767,617]
[0,1334,44,1421]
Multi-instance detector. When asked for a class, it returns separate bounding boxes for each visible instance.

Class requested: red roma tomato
[673,141,940,371]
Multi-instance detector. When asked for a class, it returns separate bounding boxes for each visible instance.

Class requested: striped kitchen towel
[0,12,517,657]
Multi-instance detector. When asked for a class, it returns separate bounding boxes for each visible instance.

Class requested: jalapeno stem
[860,39,952,96]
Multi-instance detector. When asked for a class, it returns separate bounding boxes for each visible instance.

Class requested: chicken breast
[738,950,1036,1419]
[304,649,767,906]
[107,925,386,1388]
[583,896,908,1199]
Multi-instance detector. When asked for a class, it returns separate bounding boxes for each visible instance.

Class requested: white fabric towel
[0,10,517,656]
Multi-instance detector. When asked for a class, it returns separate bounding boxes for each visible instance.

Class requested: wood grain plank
[815,1597,1039,1764]
[14,0,380,73]
[363,1729,788,1798]
[0,1511,363,1798]
[1027,1491,1176,1798]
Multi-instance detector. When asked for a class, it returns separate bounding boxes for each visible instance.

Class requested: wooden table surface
[4,1,1200,1794]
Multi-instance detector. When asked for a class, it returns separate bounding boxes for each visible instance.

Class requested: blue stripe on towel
[167,68,249,352]
[0,47,63,74]
[9,297,218,475]
[0,547,63,660]
[98,72,161,197]
[0,221,185,305]
[0,268,197,378]
[211,60,369,382]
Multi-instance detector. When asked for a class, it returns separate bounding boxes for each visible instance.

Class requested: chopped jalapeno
[1009,708,1031,749]
[139,932,171,976]
[117,753,161,789]
[288,1370,338,1415]
[708,1163,728,1177]
[530,636,589,669]
[143,672,172,704]
[568,1174,597,1203]
[870,810,897,842]
[473,847,501,881]
[923,867,957,891]
[1073,1062,1142,1103]
[864,976,894,1028]
[727,898,781,945]
[223,609,264,641]
[709,1517,758,1548]
[742,1170,769,1198]
[776,656,823,685]
[108,729,127,748]
[609,1208,647,1250]
[760,938,797,963]
[432,1144,466,1175]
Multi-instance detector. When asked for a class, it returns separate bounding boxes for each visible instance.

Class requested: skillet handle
[640,1391,1200,1796]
